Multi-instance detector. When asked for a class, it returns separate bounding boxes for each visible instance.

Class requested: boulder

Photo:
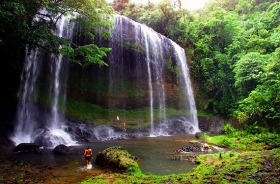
[53,144,83,155]
[95,146,140,173]
[14,143,41,153]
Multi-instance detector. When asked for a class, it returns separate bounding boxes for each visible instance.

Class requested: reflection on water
[89,135,197,175]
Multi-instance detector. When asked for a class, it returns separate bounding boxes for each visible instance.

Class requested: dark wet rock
[198,116,224,134]
[53,144,83,155]
[14,143,41,153]
[176,145,202,153]
[66,122,126,142]
[0,136,14,149]
[195,132,204,139]
[169,141,218,163]
[95,146,139,172]
[33,129,53,147]
[33,128,73,148]
[66,120,146,142]
[61,121,95,142]
[153,115,196,135]
[175,141,218,154]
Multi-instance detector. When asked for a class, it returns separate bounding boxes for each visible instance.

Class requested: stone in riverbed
[14,143,41,154]
[95,146,140,173]
[53,144,83,155]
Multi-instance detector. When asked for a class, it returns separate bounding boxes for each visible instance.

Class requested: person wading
[122,121,126,131]
[116,115,120,126]
[84,146,93,167]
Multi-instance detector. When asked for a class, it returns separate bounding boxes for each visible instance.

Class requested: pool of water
[88,135,197,175]
[7,135,198,183]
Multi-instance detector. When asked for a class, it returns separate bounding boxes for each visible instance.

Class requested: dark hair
[87,146,90,149]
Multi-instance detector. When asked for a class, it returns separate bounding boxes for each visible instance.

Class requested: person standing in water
[84,146,92,168]
[116,115,120,126]
[122,121,126,131]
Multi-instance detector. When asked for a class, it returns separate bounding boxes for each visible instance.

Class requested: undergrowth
[200,124,280,151]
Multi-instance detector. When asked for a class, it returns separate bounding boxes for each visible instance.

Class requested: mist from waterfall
[11,15,76,147]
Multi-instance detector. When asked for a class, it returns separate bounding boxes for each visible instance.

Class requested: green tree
[233,52,271,96]
[0,0,113,67]
[235,50,280,132]
[190,8,240,115]
[121,0,181,38]
[112,0,130,13]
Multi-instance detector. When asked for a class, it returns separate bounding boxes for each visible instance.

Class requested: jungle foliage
[201,124,280,150]
[110,0,280,132]
[0,0,113,67]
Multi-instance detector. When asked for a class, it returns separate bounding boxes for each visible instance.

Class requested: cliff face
[66,15,188,110]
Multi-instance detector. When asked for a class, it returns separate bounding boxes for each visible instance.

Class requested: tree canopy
[0,0,113,67]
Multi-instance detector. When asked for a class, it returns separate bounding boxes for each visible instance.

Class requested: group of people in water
[116,115,126,131]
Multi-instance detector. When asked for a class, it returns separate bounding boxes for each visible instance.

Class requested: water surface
[88,135,197,175]
[7,135,197,183]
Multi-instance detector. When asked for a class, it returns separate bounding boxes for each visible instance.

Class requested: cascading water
[106,15,200,135]
[142,24,167,135]
[171,42,200,133]
[11,15,76,147]
[11,13,200,147]
[11,48,43,144]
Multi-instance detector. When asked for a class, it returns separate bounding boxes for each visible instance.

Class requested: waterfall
[11,15,76,147]
[141,24,167,135]
[171,42,200,133]
[11,13,200,147]
[11,48,43,144]
[108,15,200,135]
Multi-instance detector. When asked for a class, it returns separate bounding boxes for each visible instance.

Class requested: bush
[224,124,236,135]
[244,124,269,134]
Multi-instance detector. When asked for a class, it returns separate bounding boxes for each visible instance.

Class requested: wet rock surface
[152,115,197,135]
[53,144,83,155]
[14,143,41,154]
[95,146,139,172]
[198,116,225,134]
[166,141,216,163]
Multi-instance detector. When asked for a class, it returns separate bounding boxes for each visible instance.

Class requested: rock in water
[14,143,41,153]
[95,146,140,173]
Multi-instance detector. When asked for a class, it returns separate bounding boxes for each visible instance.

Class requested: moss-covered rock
[95,146,141,173]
